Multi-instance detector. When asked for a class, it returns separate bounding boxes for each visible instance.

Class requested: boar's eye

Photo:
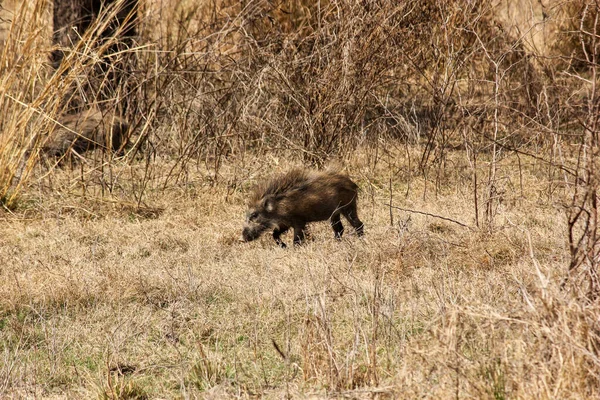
[249,211,258,221]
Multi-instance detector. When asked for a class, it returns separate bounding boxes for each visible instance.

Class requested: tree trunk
[52,0,137,66]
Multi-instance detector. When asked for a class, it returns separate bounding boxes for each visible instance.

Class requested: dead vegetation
[0,0,599,398]
[42,108,130,158]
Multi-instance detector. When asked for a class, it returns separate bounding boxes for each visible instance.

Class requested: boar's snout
[241,223,266,242]
[241,226,254,242]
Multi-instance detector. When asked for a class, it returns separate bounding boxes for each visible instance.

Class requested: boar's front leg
[293,224,306,246]
[331,213,344,240]
[273,226,289,248]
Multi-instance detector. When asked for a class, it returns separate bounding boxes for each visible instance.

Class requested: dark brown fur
[242,169,364,247]
[43,108,129,158]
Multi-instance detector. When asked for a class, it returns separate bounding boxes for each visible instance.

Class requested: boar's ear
[262,195,277,213]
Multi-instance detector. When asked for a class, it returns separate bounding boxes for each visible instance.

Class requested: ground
[0,146,595,399]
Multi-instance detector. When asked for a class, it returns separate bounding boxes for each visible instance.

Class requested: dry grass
[1,0,599,398]
[0,146,597,399]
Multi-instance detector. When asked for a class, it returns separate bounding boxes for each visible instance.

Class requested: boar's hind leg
[293,224,306,245]
[342,204,364,236]
[273,226,289,248]
[331,213,344,239]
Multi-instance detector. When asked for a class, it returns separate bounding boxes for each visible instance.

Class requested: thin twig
[384,203,471,228]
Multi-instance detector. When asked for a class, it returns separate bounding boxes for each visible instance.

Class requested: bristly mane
[250,168,311,202]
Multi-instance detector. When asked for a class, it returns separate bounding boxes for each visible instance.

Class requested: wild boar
[241,168,364,247]
[43,108,129,158]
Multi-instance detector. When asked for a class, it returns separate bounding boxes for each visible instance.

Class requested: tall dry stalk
[0,0,142,208]
[566,1,600,298]
[0,0,51,209]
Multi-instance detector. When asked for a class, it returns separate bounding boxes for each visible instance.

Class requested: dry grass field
[1,147,595,399]
[1,0,599,398]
